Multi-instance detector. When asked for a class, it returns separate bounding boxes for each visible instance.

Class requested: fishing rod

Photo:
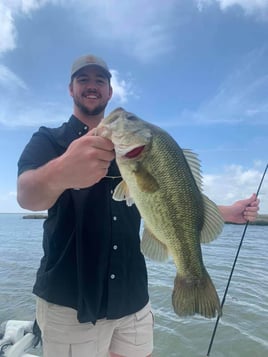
[206,163,268,356]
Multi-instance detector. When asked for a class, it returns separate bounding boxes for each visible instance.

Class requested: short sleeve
[17,127,65,176]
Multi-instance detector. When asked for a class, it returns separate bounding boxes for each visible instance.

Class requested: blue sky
[0,0,267,213]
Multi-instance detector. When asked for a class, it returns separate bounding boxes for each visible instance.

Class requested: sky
[0,0,267,214]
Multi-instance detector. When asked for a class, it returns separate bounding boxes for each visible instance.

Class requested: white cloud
[110,70,136,104]
[64,0,178,63]
[0,1,52,54]
[0,64,27,90]
[217,0,268,13]
[0,0,178,61]
[19,0,49,14]
[1,0,268,65]
[197,0,268,18]
[203,163,268,213]
[0,3,17,53]
[110,70,129,104]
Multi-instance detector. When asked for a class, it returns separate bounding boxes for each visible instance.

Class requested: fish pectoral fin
[141,225,169,261]
[134,163,159,193]
[200,194,224,243]
[113,180,135,206]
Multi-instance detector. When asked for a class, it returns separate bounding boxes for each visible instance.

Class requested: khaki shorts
[36,297,153,357]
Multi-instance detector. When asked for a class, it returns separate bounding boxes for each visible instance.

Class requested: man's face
[69,66,113,116]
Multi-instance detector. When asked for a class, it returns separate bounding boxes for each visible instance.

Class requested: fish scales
[127,133,205,270]
[97,107,224,318]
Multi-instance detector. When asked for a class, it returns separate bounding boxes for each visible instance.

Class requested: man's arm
[218,193,260,224]
[17,157,66,211]
[17,131,115,211]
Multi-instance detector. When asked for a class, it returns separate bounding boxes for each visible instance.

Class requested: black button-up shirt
[17,115,149,323]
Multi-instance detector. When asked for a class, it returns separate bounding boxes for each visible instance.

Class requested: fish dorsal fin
[141,224,169,261]
[182,149,202,190]
[200,194,224,243]
[135,163,159,193]
[113,180,135,206]
[182,149,224,242]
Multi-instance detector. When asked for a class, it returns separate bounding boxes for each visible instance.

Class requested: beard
[73,96,109,116]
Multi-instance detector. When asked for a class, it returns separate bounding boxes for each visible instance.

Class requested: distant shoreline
[226,214,268,226]
[22,214,48,219]
[20,213,268,225]
[0,212,267,225]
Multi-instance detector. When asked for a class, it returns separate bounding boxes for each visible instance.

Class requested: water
[0,214,267,357]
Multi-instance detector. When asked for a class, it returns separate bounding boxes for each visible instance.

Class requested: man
[17,54,259,357]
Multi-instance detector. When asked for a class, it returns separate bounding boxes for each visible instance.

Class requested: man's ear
[109,85,113,100]
[69,82,74,98]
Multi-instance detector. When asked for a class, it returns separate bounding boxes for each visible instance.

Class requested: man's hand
[218,193,260,224]
[58,128,115,189]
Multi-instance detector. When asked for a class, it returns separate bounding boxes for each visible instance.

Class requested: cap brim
[71,64,111,79]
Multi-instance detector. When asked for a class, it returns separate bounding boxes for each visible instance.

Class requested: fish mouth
[125,145,145,158]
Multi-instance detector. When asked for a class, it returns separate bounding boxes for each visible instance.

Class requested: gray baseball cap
[71,54,112,79]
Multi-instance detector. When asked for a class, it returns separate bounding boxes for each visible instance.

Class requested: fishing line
[206,163,268,356]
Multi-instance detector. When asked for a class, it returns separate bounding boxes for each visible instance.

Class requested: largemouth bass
[97,107,224,318]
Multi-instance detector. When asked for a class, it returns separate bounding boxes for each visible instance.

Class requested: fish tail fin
[172,271,222,318]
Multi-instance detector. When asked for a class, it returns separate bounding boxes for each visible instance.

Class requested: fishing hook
[206,163,268,356]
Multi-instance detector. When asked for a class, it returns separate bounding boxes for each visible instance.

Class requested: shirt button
[113,245,118,250]
[78,131,82,135]
[84,125,88,131]
[113,216,117,221]
[110,190,114,194]
[110,274,116,279]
